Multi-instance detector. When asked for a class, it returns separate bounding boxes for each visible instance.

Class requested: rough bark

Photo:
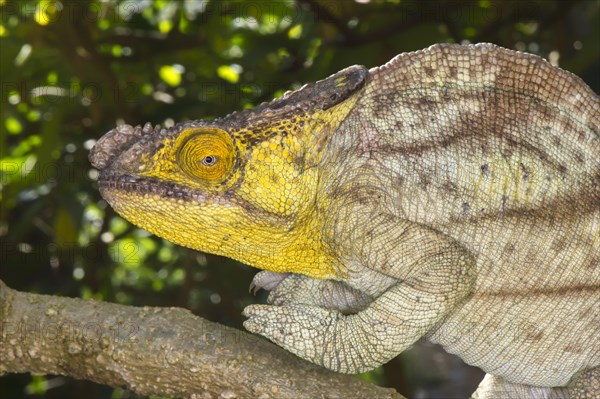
[0,279,403,399]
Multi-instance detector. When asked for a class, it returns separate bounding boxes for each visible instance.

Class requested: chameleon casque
[90,43,599,398]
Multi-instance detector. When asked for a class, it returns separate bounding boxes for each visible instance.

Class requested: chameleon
[90,43,599,398]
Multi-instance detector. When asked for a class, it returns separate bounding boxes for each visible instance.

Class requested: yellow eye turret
[177,128,235,184]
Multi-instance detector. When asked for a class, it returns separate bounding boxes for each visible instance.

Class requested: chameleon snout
[89,122,161,170]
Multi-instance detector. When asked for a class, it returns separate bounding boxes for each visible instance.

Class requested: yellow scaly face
[92,65,366,278]
[96,106,353,278]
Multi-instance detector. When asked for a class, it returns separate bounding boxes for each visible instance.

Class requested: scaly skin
[90,44,599,398]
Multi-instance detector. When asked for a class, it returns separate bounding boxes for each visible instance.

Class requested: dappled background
[1,0,598,398]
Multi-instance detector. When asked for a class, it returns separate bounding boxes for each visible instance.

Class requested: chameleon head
[89,65,367,278]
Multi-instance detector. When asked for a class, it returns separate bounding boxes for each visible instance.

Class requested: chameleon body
[90,44,599,398]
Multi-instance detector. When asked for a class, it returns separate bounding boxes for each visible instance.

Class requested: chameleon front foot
[243,303,374,373]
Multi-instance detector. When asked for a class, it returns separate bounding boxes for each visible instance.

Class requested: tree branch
[0,279,403,399]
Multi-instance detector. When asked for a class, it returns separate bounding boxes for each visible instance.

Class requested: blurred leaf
[111,45,123,57]
[158,20,173,33]
[54,207,78,248]
[15,44,32,66]
[217,65,241,83]
[25,375,47,394]
[5,117,22,134]
[288,24,302,39]
[0,155,33,186]
[111,238,143,267]
[159,65,182,86]
[109,216,129,236]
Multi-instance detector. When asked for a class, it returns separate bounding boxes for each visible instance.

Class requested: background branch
[0,279,403,399]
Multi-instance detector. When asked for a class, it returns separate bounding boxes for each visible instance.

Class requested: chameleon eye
[202,155,218,166]
[177,128,235,184]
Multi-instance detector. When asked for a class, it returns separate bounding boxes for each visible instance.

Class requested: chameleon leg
[471,374,569,399]
[243,245,475,373]
[251,271,373,313]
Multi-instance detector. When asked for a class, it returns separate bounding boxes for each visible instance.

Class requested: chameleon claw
[249,271,290,294]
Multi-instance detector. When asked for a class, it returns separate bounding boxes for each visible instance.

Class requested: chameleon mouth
[98,174,190,199]
[97,173,238,207]
[98,174,207,203]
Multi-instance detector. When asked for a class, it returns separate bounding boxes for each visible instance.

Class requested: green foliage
[1,0,598,398]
